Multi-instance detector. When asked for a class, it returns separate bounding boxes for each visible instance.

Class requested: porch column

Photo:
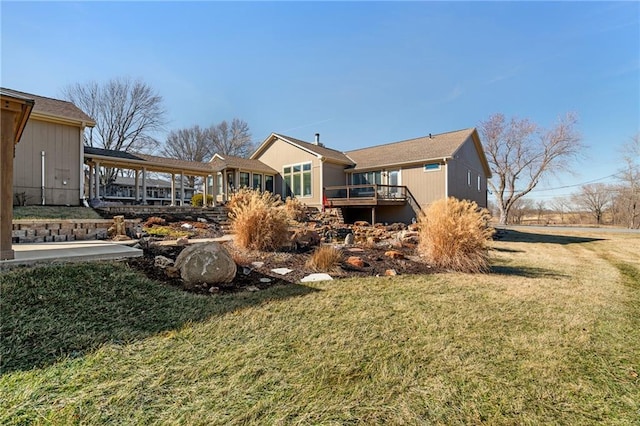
[134,169,140,203]
[180,172,184,206]
[211,174,218,207]
[141,167,147,204]
[0,109,16,260]
[94,161,100,200]
[222,170,228,203]
[203,175,208,208]
[371,207,376,226]
[88,163,94,199]
[170,173,176,206]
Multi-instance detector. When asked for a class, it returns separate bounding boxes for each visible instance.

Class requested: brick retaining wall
[12,219,141,244]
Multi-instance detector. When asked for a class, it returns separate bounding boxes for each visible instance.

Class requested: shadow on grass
[497,229,605,245]
[490,265,568,279]
[491,247,525,253]
[0,262,317,374]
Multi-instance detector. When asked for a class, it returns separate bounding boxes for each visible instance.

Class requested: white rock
[154,255,174,269]
[259,277,272,283]
[197,217,208,223]
[246,286,260,292]
[181,223,193,229]
[300,273,333,282]
[251,261,264,268]
[271,268,293,275]
[174,242,236,285]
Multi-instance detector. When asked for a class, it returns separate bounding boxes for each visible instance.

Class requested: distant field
[13,206,102,220]
[1,228,638,424]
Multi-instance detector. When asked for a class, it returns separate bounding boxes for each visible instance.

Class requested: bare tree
[62,77,166,189]
[550,197,571,224]
[62,77,166,153]
[509,197,534,225]
[161,125,213,187]
[479,113,583,225]
[162,125,213,163]
[616,134,640,228]
[210,118,254,158]
[572,183,611,225]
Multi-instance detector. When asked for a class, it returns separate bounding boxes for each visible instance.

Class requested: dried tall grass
[418,197,495,273]
[306,245,343,272]
[284,197,307,222]
[228,189,289,251]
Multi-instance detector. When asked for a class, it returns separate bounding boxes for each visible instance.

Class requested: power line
[513,172,623,193]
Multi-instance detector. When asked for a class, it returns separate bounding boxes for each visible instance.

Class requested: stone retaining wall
[12,219,141,244]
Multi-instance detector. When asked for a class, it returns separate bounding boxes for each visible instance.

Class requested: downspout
[79,123,85,204]
[41,151,46,205]
[443,157,449,199]
[319,156,324,210]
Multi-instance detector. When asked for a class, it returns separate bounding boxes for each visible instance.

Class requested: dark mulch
[127,240,433,295]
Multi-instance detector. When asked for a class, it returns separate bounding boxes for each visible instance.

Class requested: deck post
[94,161,100,200]
[371,207,376,225]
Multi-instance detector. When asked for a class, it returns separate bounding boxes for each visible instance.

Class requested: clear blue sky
[2,1,638,201]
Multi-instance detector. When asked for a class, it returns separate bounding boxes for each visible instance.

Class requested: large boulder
[174,242,237,286]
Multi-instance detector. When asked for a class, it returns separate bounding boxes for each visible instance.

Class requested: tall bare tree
[572,183,611,225]
[616,134,640,228]
[479,113,583,225]
[210,118,254,158]
[161,125,213,187]
[62,77,166,153]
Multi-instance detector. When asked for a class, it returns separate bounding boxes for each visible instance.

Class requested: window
[265,175,274,193]
[352,171,382,185]
[477,175,481,192]
[424,163,440,172]
[239,172,250,188]
[253,174,262,191]
[283,162,312,197]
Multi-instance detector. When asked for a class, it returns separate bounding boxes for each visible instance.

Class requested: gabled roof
[345,128,491,176]
[0,87,95,127]
[209,153,277,174]
[252,133,354,165]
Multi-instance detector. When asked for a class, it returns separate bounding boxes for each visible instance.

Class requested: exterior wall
[254,138,322,206]
[400,162,447,209]
[13,119,82,206]
[446,137,488,208]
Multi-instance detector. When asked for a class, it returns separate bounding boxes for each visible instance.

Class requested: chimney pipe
[429,133,432,139]
[315,133,320,145]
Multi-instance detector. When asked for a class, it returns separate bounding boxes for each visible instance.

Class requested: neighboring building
[252,128,491,223]
[2,88,95,206]
[102,175,195,205]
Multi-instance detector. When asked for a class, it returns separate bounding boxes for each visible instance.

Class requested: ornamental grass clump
[306,245,342,272]
[284,196,307,222]
[228,188,289,251]
[418,197,495,273]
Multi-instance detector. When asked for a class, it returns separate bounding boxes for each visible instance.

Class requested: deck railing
[324,184,408,205]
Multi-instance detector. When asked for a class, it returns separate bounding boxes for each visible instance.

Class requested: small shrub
[306,245,342,272]
[144,216,166,227]
[228,189,289,251]
[284,197,308,222]
[191,193,214,207]
[418,197,494,273]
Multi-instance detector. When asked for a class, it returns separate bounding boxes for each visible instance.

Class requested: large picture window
[283,162,312,197]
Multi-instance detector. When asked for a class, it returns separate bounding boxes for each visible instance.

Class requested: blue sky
[2,1,638,201]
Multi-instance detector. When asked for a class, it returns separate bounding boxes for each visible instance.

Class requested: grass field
[13,206,103,220]
[1,228,638,424]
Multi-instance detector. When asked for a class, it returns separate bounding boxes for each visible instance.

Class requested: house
[251,128,491,223]
[2,88,95,206]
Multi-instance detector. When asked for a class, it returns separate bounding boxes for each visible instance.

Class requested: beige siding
[447,136,488,207]
[13,119,82,206]
[322,161,348,187]
[400,163,446,209]
[254,138,322,207]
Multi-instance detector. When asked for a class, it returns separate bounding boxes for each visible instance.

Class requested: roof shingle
[273,133,354,165]
[0,87,95,125]
[345,128,476,170]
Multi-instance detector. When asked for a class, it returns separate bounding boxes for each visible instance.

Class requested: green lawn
[13,206,102,220]
[1,230,638,424]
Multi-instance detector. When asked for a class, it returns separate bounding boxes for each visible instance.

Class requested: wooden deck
[324,184,409,207]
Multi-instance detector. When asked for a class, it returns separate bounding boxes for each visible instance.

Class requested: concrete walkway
[0,240,143,268]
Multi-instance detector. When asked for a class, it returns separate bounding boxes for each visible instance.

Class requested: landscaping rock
[385,269,398,276]
[385,250,405,259]
[176,236,189,246]
[246,285,260,292]
[346,256,365,268]
[290,228,321,248]
[344,233,355,245]
[174,242,237,286]
[301,273,333,282]
[272,268,293,275]
[154,255,174,269]
[354,221,370,227]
